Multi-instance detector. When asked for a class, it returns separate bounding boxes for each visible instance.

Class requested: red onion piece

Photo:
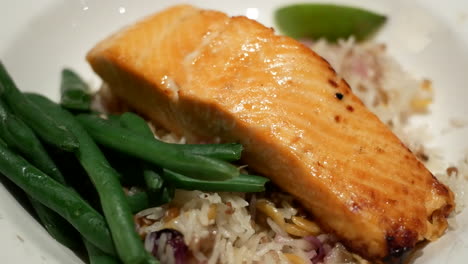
[146,229,188,264]
[305,236,326,263]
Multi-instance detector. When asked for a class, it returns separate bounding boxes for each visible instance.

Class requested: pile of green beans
[0,64,269,264]
[75,114,240,181]
[26,93,155,264]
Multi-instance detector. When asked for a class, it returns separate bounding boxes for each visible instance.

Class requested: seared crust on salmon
[87,5,454,260]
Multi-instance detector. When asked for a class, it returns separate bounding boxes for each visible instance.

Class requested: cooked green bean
[0,62,79,151]
[275,4,387,42]
[144,170,177,206]
[119,111,243,161]
[163,170,269,192]
[25,93,156,264]
[143,170,163,193]
[126,190,150,214]
[175,142,243,162]
[0,141,115,255]
[76,113,239,181]
[60,69,92,111]
[84,238,121,264]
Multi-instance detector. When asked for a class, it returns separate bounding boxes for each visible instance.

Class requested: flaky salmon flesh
[87,5,454,260]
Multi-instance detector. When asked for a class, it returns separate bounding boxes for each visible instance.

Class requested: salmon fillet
[87,5,454,260]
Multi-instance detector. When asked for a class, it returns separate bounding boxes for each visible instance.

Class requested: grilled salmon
[87,5,454,260]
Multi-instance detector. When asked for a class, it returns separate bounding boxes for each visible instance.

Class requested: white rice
[98,37,467,263]
[137,191,332,264]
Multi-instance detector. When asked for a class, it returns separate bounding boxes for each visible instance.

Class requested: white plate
[1,0,467,263]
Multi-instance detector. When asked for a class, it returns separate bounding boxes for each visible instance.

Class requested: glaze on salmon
[87,5,454,260]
